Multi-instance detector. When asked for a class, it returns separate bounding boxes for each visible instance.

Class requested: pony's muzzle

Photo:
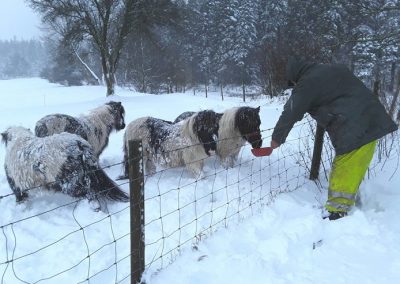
[207,149,216,156]
[247,134,262,149]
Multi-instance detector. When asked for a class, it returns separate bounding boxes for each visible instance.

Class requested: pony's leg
[88,198,108,213]
[6,175,28,203]
[15,190,28,203]
[220,157,232,169]
[145,159,157,176]
[232,151,240,164]
[187,160,204,179]
[227,149,241,168]
[84,174,109,213]
[183,146,205,178]
[220,155,236,169]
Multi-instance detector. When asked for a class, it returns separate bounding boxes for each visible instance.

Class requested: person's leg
[325,140,377,219]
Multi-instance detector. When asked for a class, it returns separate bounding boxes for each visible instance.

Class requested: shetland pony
[217,106,262,168]
[173,111,196,123]
[2,127,129,212]
[122,110,221,178]
[35,101,126,158]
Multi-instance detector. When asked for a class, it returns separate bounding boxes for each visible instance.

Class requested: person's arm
[270,139,280,149]
[272,83,315,146]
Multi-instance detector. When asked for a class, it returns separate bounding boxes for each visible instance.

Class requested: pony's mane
[1,127,34,147]
[216,106,261,167]
[5,127,33,138]
[218,107,241,140]
[86,101,125,134]
[181,110,219,143]
[181,113,199,143]
[87,104,115,125]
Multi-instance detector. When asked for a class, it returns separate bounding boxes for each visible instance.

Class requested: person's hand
[270,140,280,149]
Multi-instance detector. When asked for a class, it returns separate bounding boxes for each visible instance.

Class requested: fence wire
[1,118,396,283]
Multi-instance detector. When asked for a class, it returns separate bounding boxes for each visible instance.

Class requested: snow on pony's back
[122,110,221,178]
[1,126,129,212]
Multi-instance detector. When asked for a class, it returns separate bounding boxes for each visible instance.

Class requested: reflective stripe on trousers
[325,140,377,213]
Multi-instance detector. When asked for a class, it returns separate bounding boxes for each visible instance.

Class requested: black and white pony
[217,106,262,168]
[35,101,126,158]
[173,111,196,123]
[122,110,221,178]
[1,127,129,212]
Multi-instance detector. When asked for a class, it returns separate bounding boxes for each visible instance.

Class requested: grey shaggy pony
[217,106,262,168]
[35,101,125,158]
[122,110,221,178]
[2,127,129,212]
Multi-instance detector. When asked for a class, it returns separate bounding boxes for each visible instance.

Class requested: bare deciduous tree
[28,0,135,96]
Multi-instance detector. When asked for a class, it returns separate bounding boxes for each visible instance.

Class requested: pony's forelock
[235,107,262,148]
[106,101,124,115]
[235,107,261,135]
[191,110,220,155]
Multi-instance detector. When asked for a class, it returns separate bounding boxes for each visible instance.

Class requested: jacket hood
[286,57,315,83]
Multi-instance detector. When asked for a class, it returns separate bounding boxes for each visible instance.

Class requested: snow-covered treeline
[0,39,46,79]
[25,0,400,97]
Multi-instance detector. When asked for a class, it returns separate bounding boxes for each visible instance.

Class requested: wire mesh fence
[0,161,132,284]
[2,117,394,283]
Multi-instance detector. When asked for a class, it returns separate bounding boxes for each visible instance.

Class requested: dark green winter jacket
[272,58,398,155]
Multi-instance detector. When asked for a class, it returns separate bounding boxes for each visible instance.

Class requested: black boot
[326,211,347,221]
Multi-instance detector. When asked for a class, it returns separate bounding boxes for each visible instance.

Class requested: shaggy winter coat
[217,107,262,168]
[122,110,220,178]
[273,57,398,155]
[35,101,125,158]
[2,127,129,212]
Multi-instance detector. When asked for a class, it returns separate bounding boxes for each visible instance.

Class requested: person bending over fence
[270,57,398,221]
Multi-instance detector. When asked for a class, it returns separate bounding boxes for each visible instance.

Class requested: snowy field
[0,78,399,284]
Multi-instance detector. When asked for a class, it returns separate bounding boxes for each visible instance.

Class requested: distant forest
[0,39,46,79]
[4,1,400,99]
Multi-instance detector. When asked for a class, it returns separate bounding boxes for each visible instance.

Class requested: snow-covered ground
[0,79,399,284]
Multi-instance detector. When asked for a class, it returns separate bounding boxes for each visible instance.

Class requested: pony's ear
[256,106,261,113]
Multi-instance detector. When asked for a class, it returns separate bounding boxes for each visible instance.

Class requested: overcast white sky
[0,0,42,41]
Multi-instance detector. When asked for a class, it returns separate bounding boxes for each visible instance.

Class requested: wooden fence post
[309,124,325,180]
[129,140,145,284]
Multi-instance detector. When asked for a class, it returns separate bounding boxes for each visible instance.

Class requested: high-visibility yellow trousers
[325,140,377,213]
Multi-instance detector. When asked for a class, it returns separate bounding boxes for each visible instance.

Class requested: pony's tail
[92,168,129,202]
